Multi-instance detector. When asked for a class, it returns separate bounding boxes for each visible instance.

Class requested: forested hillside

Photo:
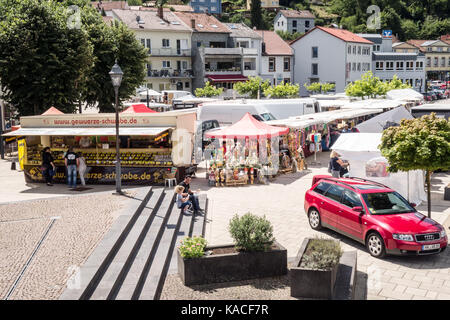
[220,0,450,40]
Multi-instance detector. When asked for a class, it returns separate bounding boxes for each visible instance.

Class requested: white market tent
[266,118,325,129]
[137,88,162,97]
[356,106,413,133]
[341,99,403,110]
[288,108,383,123]
[331,133,426,205]
[386,88,423,102]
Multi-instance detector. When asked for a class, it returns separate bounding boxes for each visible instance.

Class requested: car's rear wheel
[366,232,386,258]
[308,208,322,230]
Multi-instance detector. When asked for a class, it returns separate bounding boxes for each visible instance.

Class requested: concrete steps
[59,187,207,300]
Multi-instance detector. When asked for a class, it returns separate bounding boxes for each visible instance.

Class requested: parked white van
[197,100,276,126]
[197,98,319,126]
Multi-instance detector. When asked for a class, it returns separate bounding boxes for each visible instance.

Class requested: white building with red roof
[290,26,373,96]
[274,10,315,34]
[255,30,294,86]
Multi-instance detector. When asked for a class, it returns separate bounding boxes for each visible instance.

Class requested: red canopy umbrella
[41,106,64,115]
[204,112,289,139]
[121,104,157,113]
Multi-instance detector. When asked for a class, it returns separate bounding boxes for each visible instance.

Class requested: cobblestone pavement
[179,152,450,300]
[0,193,129,300]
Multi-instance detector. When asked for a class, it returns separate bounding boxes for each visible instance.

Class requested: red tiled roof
[440,34,450,44]
[406,40,429,52]
[174,12,230,33]
[316,26,373,44]
[279,10,315,19]
[291,26,373,45]
[255,30,293,56]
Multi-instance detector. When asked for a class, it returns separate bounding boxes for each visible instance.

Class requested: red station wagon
[304,176,448,258]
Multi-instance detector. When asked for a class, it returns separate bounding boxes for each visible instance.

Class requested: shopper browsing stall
[65,147,79,189]
[41,147,56,186]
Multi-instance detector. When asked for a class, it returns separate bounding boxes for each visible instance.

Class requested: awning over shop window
[207,74,248,83]
[3,127,173,137]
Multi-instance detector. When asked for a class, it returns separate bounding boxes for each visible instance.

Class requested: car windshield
[362,191,415,215]
[259,113,276,121]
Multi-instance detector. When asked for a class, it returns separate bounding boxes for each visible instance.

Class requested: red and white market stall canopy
[204,112,289,139]
[121,104,157,113]
[42,106,64,115]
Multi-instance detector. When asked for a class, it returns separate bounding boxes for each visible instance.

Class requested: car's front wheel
[366,232,386,258]
[308,208,322,230]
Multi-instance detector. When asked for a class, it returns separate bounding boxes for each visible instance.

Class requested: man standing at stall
[179,175,203,214]
[65,146,79,189]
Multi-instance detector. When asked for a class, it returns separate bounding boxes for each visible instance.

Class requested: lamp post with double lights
[109,60,124,194]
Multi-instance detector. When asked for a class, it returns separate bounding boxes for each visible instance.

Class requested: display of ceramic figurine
[215,168,220,187]
[220,169,225,187]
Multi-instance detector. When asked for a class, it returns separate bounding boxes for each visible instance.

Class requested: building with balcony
[274,10,315,34]
[225,23,263,78]
[174,12,249,94]
[113,9,194,92]
[291,26,373,96]
[405,39,450,81]
[359,34,426,92]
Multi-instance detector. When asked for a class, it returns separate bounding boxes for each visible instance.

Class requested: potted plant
[290,237,343,299]
[177,213,287,286]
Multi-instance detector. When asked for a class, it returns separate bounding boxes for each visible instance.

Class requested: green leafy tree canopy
[233,76,270,99]
[195,81,223,97]
[264,82,299,98]
[379,113,450,217]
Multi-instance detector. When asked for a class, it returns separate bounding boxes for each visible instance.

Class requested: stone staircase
[59,186,207,300]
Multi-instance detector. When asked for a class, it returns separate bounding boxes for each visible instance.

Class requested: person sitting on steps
[174,185,193,214]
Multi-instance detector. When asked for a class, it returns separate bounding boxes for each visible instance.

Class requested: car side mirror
[352,206,363,213]
[410,202,417,208]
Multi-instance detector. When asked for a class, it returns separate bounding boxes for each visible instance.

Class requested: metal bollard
[11,160,16,170]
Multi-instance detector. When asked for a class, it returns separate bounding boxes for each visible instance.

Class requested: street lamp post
[109,60,124,194]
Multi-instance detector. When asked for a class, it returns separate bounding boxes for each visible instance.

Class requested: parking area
[193,151,450,300]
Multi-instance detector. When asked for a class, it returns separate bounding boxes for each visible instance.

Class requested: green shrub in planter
[179,236,207,259]
[300,237,343,270]
[228,213,275,252]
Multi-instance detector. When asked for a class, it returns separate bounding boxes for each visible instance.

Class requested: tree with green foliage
[250,0,263,30]
[345,71,410,99]
[276,30,304,41]
[195,81,223,97]
[0,0,147,115]
[233,77,270,99]
[304,82,336,94]
[379,113,450,218]
[264,82,299,98]
[0,0,93,115]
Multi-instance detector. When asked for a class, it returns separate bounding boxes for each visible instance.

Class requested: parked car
[304,176,447,258]
[421,92,433,102]
[432,89,446,99]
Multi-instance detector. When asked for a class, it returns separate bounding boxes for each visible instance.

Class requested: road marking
[3,217,58,300]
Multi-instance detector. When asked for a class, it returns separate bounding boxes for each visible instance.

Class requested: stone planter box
[177,241,287,286]
[290,237,340,299]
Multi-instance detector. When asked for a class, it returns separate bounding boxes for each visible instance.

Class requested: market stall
[203,113,289,186]
[4,111,197,185]
[331,133,426,205]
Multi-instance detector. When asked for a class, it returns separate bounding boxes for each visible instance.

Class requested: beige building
[112,9,194,92]
[405,39,450,81]
[246,0,279,10]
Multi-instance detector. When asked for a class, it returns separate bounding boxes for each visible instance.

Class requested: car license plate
[422,244,440,250]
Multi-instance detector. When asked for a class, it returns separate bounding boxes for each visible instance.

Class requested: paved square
[194,152,450,300]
